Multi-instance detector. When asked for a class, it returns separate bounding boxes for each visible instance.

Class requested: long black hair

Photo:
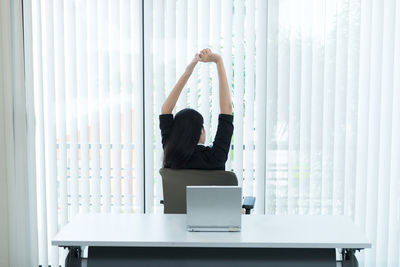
[163,108,204,168]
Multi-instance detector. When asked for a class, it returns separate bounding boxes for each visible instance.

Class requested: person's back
[160,48,233,170]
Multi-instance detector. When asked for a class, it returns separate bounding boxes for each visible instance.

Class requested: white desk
[53,213,370,267]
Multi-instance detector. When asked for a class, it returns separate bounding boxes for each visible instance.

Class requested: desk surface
[52,214,371,249]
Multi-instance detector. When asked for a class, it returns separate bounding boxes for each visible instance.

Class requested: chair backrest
[159,168,238,214]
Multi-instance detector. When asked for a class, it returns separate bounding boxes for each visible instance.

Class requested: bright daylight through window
[26,0,400,266]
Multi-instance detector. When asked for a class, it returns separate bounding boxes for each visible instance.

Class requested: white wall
[0,43,10,267]
[0,0,39,265]
[0,6,10,264]
[0,1,11,265]
[0,93,10,267]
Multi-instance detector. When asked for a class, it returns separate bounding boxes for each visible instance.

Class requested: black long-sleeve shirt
[159,114,234,170]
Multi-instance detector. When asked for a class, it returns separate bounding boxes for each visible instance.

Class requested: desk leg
[342,249,359,267]
[65,246,82,267]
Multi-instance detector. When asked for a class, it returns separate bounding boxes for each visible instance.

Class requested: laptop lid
[186,186,242,232]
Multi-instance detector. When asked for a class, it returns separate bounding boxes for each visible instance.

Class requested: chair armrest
[242,196,256,215]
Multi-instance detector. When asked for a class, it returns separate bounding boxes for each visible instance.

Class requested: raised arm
[198,48,232,115]
[161,56,199,114]
[216,58,232,115]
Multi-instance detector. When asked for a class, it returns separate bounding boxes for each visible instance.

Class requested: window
[32,0,143,264]
[27,0,400,266]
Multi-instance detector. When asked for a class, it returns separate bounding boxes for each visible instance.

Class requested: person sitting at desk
[160,48,233,170]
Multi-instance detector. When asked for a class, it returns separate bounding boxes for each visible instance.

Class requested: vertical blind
[31,0,143,265]
[26,0,400,266]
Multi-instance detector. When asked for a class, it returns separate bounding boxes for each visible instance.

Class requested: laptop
[186,186,242,232]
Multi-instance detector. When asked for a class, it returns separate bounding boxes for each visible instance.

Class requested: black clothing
[159,113,233,170]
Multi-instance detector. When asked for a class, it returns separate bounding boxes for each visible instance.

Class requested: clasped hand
[186,48,222,73]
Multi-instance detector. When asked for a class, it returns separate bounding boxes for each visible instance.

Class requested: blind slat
[298,0,312,215]
[332,0,349,216]
[210,0,221,138]
[87,0,101,213]
[188,0,198,110]
[165,0,176,111]
[77,0,90,214]
[244,0,255,197]
[354,0,372,234]
[109,0,122,213]
[276,0,290,214]
[198,0,210,140]
[254,0,267,214]
[154,0,165,212]
[43,0,59,264]
[132,0,144,213]
[98,0,111,213]
[54,0,68,226]
[309,0,325,215]
[321,0,336,215]
[65,0,80,217]
[233,0,244,187]
[221,0,233,171]
[266,0,278,214]
[365,0,384,264]
[176,0,188,111]
[375,0,396,264]
[32,1,48,265]
[287,0,302,214]
[120,0,133,213]
[144,0,154,213]
[387,2,400,265]
[343,0,361,218]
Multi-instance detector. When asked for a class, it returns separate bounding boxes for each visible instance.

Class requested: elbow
[161,104,170,114]
[227,105,233,114]
[221,104,233,115]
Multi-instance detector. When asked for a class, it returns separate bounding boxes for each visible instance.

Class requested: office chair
[159,168,255,214]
